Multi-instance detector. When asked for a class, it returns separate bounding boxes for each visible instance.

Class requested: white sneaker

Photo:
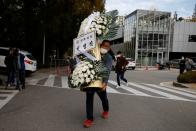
[116,85,120,88]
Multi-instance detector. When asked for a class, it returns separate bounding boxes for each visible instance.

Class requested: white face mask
[117,54,121,57]
[100,48,108,54]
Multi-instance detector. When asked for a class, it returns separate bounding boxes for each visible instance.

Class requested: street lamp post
[42,0,46,65]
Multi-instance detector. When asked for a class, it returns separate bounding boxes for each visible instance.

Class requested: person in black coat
[4,48,15,88]
[179,56,186,74]
[13,48,26,90]
[115,51,128,88]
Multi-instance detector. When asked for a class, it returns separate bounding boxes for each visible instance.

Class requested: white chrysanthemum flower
[80,78,84,84]
[91,70,95,75]
[91,28,96,31]
[88,64,93,68]
[97,25,101,28]
[92,22,96,26]
[102,26,106,30]
[87,70,91,75]
[84,73,88,78]
[74,81,78,86]
[97,30,102,35]
[90,75,94,79]
[105,28,109,34]
[82,68,87,72]
[79,73,84,78]
[86,78,91,83]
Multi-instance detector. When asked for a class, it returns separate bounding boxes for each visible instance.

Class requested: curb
[173,81,189,88]
[160,81,174,88]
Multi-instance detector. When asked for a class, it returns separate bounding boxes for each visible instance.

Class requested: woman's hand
[101,82,107,91]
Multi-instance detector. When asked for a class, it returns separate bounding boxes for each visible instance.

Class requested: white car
[126,58,136,70]
[0,47,37,73]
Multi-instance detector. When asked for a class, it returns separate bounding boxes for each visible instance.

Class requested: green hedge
[177,71,196,83]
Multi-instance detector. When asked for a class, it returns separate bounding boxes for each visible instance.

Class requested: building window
[188,35,196,42]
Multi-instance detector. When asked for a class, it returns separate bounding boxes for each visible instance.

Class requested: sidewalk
[135,67,178,71]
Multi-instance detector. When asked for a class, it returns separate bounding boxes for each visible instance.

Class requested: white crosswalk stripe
[61,76,69,88]
[27,75,196,102]
[44,75,55,87]
[106,86,120,93]
[108,80,150,97]
[0,90,18,110]
[145,84,196,99]
[27,79,39,85]
[128,82,189,101]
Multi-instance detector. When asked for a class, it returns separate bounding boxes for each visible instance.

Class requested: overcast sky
[105,0,196,18]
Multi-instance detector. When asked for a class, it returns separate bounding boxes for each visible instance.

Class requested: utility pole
[42,0,46,65]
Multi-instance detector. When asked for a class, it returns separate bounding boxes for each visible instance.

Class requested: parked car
[169,59,180,69]
[0,47,37,73]
[126,58,136,70]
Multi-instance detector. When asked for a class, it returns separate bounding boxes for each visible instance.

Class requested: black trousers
[116,71,127,86]
[86,89,109,120]
[180,68,185,74]
[16,70,25,88]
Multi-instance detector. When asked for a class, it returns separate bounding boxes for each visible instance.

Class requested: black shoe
[16,86,22,91]
[22,85,25,89]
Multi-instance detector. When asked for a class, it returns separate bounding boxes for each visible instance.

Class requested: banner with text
[73,31,96,55]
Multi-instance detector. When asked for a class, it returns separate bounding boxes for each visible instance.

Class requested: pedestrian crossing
[0,90,18,110]
[27,75,196,102]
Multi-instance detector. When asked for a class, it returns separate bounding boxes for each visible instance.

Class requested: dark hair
[101,40,111,46]
[117,51,122,55]
[13,48,19,56]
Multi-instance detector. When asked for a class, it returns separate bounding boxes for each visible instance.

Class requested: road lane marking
[106,86,120,93]
[145,84,196,99]
[61,76,69,88]
[0,90,18,109]
[160,83,196,95]
[108,80,150,96]
[27,79,39,85]
[128,82,189,101]
[44,74,55,87]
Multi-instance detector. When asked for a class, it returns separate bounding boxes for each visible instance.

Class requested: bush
[177,71,196,83]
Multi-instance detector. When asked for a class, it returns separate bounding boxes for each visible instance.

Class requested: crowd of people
[4,48,26,90]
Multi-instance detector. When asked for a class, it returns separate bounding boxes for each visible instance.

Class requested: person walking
[115,51,128,88]
[4,48,15,88]
[185,57,194,72]
[179,56,186,74]
[83,40,113,128]
[13,48,25,90]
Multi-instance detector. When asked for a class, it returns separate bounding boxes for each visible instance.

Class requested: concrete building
[124,9,171,66]
[170,21,196,59]
[111,9,196,67]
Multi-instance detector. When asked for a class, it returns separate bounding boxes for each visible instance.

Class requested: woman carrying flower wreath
[83,40,113,128]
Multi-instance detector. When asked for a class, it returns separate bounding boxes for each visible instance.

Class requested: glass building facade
[124,9,171,66]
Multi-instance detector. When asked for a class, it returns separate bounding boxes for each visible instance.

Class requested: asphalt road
[0,69,196,131]
[0,86,196,131]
